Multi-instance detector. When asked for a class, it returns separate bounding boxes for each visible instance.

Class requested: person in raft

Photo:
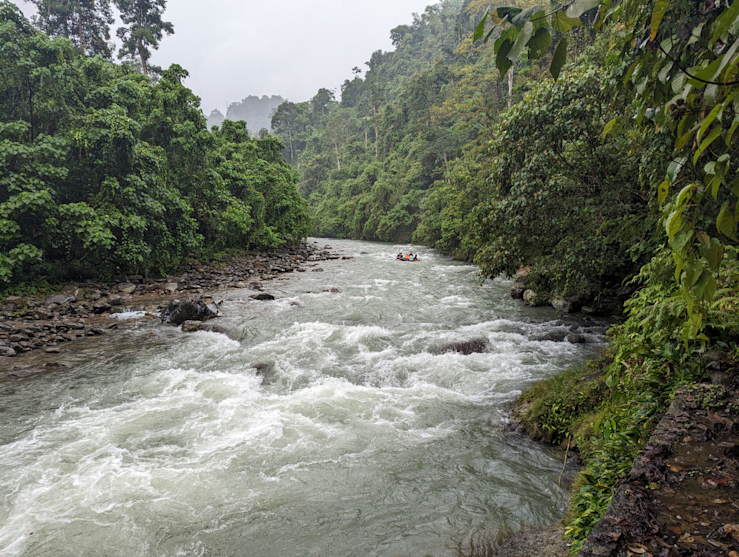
[396,252,404,260]
[406,252,413,260]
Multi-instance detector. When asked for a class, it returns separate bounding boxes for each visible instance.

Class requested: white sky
[10,0,435,114]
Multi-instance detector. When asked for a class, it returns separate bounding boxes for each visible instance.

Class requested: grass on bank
[516,252,739,554]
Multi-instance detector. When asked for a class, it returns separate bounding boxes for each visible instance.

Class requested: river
[0,239,608,557]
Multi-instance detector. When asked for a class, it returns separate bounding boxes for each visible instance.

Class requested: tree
[114,0,173,77]
[28,0,114,57]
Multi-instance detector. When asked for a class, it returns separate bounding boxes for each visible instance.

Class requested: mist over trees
[220,95,285,135]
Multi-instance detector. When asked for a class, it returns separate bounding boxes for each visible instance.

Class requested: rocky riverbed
[0,241,347,360]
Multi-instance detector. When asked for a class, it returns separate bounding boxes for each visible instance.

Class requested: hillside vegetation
[0,2,309,289]
[270,0,739,552]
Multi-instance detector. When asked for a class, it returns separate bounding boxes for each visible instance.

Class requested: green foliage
[114,0,174,77]
[28,0,114,58]
[0,2,309,284]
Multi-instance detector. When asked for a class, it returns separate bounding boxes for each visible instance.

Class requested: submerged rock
[181,320,228,334]
[433,338,488,355]
[161,295,219,325]
[251,293,275,301]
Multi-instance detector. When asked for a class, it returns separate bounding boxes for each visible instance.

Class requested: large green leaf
[711,0,739,46]
[552,10,582,33]
[717,200,738,240]
[693,126,722,166]
[508,21,533,63]
[650,0,670,41]
[473,10,489,42]
[511,5,542,28]
[550,38,568,81]
[566,0,601,19]
[496,38,514,75]
[528,27,552,60]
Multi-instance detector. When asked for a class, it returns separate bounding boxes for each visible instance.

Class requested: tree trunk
[507,68,514,109]
[288,128,294,162]
[373,105,379,158]
[443,150,451,184]
[334,141,341,171]
[137,11,148,76]
[365,128,368,150]
[77,0,83,51]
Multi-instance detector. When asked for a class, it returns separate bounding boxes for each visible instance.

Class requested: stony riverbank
[0,241,347,359]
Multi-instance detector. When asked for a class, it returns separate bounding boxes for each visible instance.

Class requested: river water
[0,239,608,557]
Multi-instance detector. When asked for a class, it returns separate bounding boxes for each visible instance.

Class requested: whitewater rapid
[0,239,608,557]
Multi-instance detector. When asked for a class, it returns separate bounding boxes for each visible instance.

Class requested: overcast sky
[10,0,435,114]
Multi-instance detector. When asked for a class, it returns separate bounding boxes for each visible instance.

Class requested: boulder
[117,283,137,294]
[248,282,263,290]
[163,282,178,293]
[107,294,124,306]
[523,289,544,306]
[251,293,275,301]
[312,268,324,272]
[551,297,571,313]
[510,283,527,299]
[433,338,487,355]
[581,306,596,315]
[47,294,75,305]
[93,301,112,314]
[5,296,26,307]
[566,334,585,344]
[73,288,86,301]
[161,295,219,325]
[0,346,17,357]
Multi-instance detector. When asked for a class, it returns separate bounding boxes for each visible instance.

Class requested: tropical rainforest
[0,0,309,287]
[268,0,739,552]
[3,0,739,552]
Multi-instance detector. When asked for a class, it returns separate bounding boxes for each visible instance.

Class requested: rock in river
[432,338,487,355]
[161,295,219,325]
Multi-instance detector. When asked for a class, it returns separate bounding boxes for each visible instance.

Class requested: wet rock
[181,320,228,334]
[0,346,17,357]
[117,282,137,294]
[511,282,528,299]
[523,289,546,306]
[531,331,567,342]
[47,294,75,305]
[248,282,263,290]
[566,334,585,344]
[5,296,26,307]
[581,306,596,315]
[551,297,571,313]
[45,347,61,353]
[93,301,112,314]
[251,293,275,301]
[433,338,487,355]
[312,268,324,272]
[107,294,124,306]
[161,295,219,325]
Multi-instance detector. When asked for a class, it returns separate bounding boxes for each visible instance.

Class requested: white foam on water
[0,238,609,557]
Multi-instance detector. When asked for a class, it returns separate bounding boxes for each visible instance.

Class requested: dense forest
[0,1,309,287]
[269,0,739,552]
[3,0,739,552]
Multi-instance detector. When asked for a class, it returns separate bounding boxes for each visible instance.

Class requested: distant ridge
[207,95,285,134]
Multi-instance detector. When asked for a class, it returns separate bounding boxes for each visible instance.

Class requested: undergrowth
[516,250,739,555]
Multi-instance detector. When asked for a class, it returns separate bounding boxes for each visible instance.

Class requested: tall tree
[114,0,173,77]
[28,0,114,57]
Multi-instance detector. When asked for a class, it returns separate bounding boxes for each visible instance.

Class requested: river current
[0,239,608,557]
